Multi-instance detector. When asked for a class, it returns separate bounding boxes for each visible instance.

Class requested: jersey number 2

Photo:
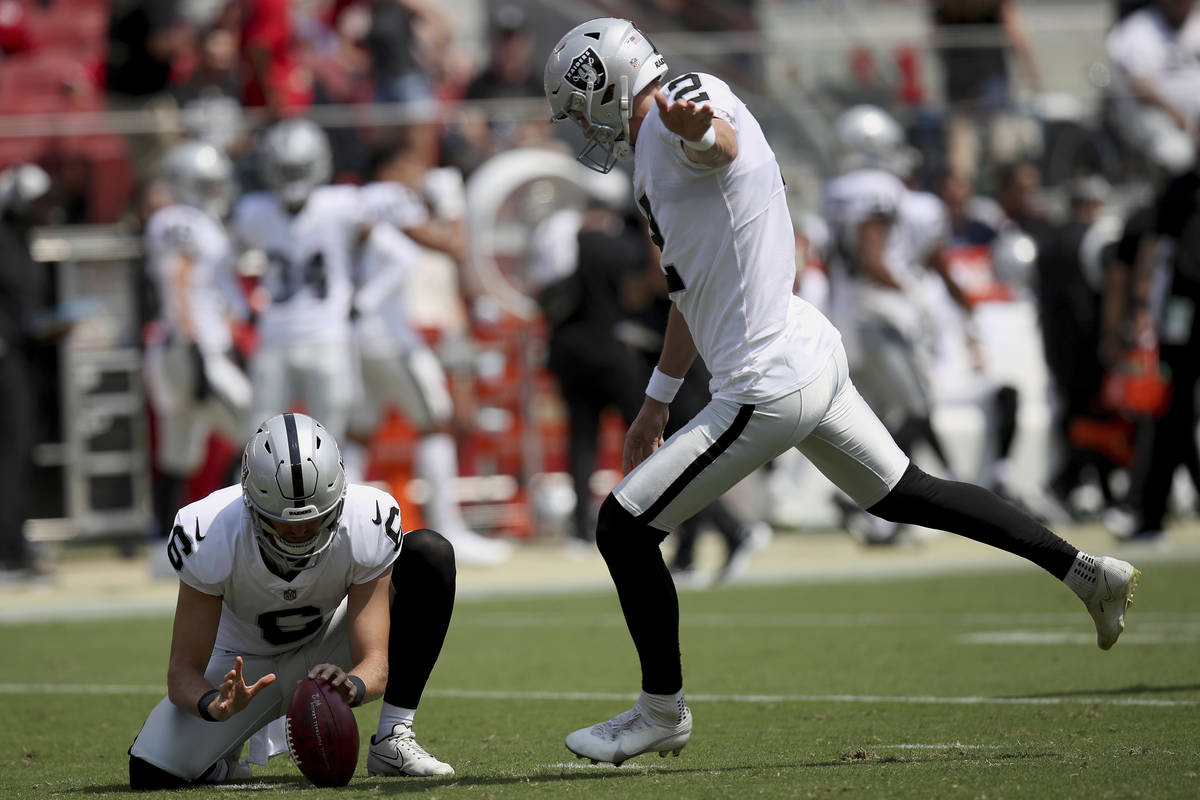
[665,73,709,104]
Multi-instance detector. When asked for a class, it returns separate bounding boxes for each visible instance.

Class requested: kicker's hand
[654,90,714,142]
[623,398,670,473]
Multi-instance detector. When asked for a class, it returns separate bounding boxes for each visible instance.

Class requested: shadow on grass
[67,751,1063,795]
[1007,683,1200,699]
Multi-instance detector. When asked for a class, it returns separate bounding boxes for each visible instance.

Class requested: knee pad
[129,753,189,791]
[393,529,456,590]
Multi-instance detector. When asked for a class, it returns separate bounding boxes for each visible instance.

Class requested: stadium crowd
[0,0,1198,585]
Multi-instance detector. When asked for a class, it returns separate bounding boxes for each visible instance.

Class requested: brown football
[286,676,359,786]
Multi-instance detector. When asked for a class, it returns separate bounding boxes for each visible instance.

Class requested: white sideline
[3,684,1195,708]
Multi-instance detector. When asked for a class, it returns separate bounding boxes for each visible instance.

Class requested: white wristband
[645,366,684,404]
[683,126,717,151]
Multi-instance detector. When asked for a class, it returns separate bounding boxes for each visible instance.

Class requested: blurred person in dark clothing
[447,5,552,177]
[366,0,453,105]
[930,0,1042,187]
[1037,176,1121,511]
[528,173,648,548]
[106,0,191,178]
[0,165,58,580]
[464,5,543,101]
[174,21,249,157]
[106,0,189,100]
[1113,147,1200,540]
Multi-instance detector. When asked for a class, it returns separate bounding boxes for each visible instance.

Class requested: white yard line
[8,684,1192,708]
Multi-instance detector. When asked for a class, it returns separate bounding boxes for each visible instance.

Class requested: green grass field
[3,558,1199,799]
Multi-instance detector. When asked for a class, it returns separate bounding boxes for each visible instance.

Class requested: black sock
[868,463,1078,579]
[384,529,455,708]
[596,494,682,695]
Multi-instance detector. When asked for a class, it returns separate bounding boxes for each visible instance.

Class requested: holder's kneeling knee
[129,754,189,791]
[392,528,456,589]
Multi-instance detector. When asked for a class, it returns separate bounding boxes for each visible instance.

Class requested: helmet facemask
[545,18,667,174]
[248,497,344,572]
[241,413,348,573]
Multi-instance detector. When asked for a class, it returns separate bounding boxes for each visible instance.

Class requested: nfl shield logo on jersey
[565,48,606,90]
[283,589,297,601]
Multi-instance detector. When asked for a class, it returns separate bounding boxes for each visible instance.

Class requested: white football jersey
[232,185,365,345]
[1107,7,1200,117]
[353,181,435,352]
[632,71,840,402]
[360,180,429,231]
[168,483,404,657]
[822,168,912,284]
[822,168,923,350]
[898,190,949,269]
[144,204,244,353]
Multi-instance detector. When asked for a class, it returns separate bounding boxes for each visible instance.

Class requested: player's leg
[247,341,293,434]
[296,339,356,440]
[567,394,802,764]
[342,349,385,483]
[801,345,1140,650]
[393,346,510,565]
[202,349,254,446]
[368,528,456,777]
[128,652,286,788]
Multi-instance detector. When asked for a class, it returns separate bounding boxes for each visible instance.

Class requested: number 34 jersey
[168,483,404,657]
[232,184,365,346]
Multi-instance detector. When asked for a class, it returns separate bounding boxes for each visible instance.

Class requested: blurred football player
[143,140,252,550]
[232,119,362,441]
[348,134,512,567]
[544,17,1141,767]
[128,413,456,787]
[822,105,957,542]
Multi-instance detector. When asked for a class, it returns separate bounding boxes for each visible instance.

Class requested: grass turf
[2,559,1198,799]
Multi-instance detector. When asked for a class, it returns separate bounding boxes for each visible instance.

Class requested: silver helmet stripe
[282,412,306,507]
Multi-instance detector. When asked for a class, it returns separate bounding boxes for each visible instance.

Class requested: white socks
[376,703,416,741]
[342,439,369,484]
[639,690,687,726]
[416,433,465,533]
[1063,551,1100,600]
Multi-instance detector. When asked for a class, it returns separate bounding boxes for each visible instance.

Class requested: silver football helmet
[159,140,235,219]
[241,412,347,572]
[544,17,669,173]
[259,118,332,210]
[832,105,918,176]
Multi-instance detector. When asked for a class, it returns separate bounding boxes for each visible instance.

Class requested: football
[285,676,360,786]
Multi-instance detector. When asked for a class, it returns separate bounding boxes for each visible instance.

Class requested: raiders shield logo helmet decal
[565,47,606,91]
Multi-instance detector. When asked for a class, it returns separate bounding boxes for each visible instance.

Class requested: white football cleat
[1084,556,1141,650]
[368,723,454,777]
[565,702,692,766]
[443,527,513,567]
